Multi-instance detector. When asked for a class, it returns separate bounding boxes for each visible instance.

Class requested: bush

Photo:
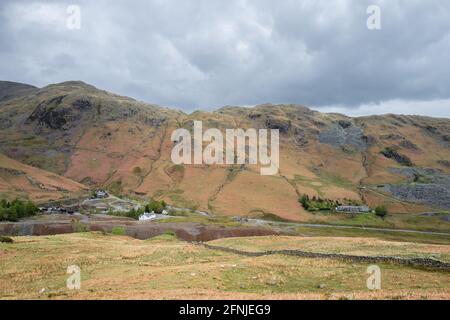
[0,236,13,243]
[298,194,337,212]
[300,194,310,210]
[375,206,388,218]
[147,200,166,214]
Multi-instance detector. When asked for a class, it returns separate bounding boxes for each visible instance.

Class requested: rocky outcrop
[26,96,70,129]
[380,147,413,166]
[72,99,92,110]
[438,160,450,168]
[385,168,450,209]
[265,118,291,134]
[319,121,368,151]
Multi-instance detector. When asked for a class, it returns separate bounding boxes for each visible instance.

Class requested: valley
[0,80,449,300]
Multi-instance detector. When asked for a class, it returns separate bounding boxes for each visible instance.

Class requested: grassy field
[209,236,450,262]
[293,225,450,245]
[0,232,449,300]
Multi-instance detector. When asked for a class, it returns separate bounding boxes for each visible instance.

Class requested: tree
[299,194,309,210]
[0,199,8,208]
[375,206,388,218]
[149,200,164,213]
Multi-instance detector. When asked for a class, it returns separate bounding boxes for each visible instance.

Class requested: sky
[0,0,449,117]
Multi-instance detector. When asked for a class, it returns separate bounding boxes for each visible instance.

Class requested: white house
[95,190,109,198]
[139,212,157,221]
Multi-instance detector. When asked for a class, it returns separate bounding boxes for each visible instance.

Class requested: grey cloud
[0,0,449,116]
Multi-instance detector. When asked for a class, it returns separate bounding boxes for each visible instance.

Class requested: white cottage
[139,212,157,221]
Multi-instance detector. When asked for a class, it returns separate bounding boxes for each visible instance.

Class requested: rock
[0,118,12,129]
[265,118,291,134]
[318,283,326,289]
[400,140,419,151]
[319,123,367,151]
[384,167,450,210]
[380,147,413,166]
[294,127,308,147]
[380,134,403,141]
[338,120,352,129]
[438,160,450,168]
[144,117,166,127]
[248,112,262,120]
[72,99,92,110]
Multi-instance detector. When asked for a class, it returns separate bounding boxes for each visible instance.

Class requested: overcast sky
[0,0,449,117]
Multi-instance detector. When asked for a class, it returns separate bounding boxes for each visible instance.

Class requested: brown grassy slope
[0,81,449,218]
[0,153,87,203]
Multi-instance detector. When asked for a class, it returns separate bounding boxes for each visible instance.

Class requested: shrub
[300,194,310,210]
[144,200,167,214]
[0,236,13,243]
[375,206,388,218]
[298,194,337,212]
[148,200,165,213]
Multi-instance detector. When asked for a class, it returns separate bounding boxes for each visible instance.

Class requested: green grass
[319,213,392,228]
[111,226,125,236]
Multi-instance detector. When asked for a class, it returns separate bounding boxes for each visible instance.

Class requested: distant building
[139,212,156,221]
[336,206,371,213]
[95,190,108,199]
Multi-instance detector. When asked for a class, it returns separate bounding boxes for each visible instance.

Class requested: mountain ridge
[0,80,449,220]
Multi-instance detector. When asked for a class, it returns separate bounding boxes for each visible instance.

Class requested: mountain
[0,81,449,220]
[0,81,38,103]
[0,153,87,203]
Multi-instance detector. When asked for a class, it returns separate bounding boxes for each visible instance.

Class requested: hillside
[0,153,87,203]
[0,81,449,219]
[0,81,38,104]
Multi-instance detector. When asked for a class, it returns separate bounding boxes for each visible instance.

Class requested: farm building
[336,206,371,213]
[95,190,109,199]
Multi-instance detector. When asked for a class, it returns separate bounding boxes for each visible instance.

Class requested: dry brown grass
[0,153,87,202]
[1,232,449,300]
